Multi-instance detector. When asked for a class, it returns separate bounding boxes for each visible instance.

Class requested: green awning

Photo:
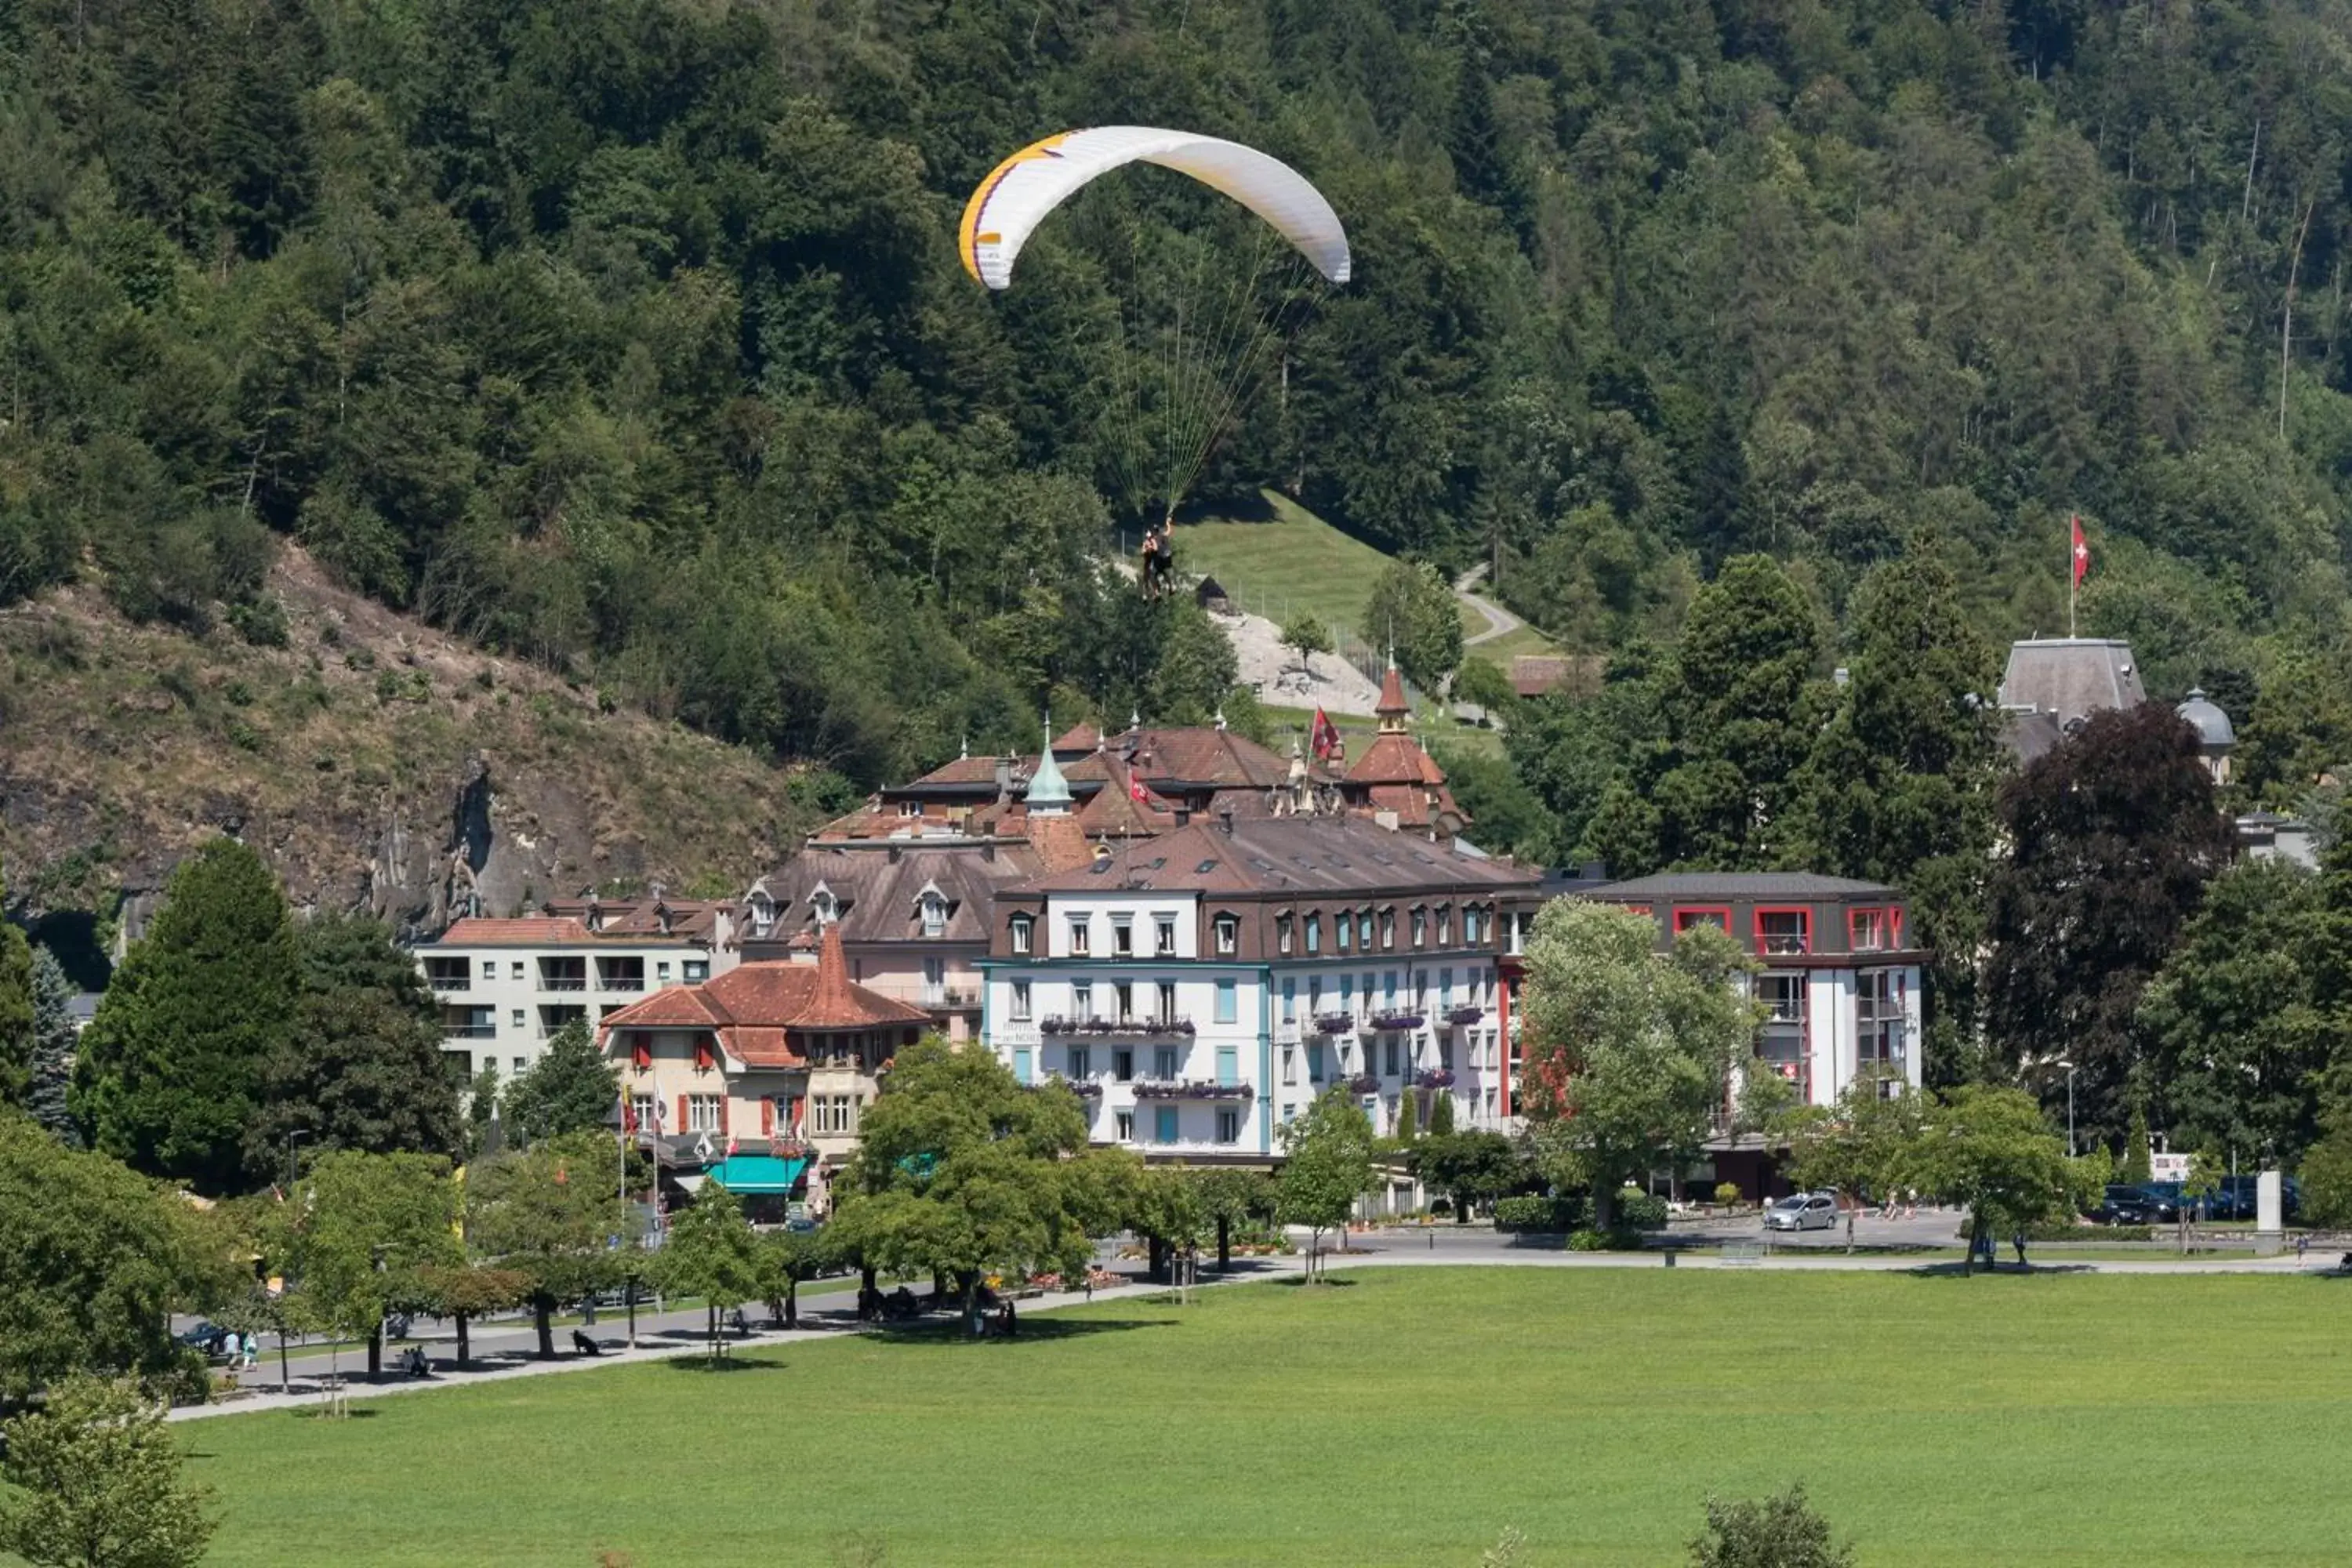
[705,1155,809,1195]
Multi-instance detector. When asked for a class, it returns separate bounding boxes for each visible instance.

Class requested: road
[1453,562,1526,648]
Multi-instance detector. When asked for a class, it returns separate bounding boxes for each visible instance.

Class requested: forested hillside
[3,0,2350,803]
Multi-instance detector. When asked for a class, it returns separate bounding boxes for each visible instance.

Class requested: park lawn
[1174,490,1399,633]
[183,1266,2352,1566]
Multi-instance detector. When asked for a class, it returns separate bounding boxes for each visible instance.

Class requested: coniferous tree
[0,870,33,1108]
[71,839,298,1195]
[503,1018,617,1144]
[26,947,78,1147]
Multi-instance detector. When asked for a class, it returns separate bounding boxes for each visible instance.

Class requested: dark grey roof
[750,843,1041,945]
[1585,872,1900,902]
[2176,688,2235,747]
[1997,638,2147,726]
[2001,709,2071,765]
[1022,816,1541,897]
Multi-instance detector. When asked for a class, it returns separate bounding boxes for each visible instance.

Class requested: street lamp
[283,1128,313,1194]
[2052,1060,2077,1159]
[602,1097,638,1349]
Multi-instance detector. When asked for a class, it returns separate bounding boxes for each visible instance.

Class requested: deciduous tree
[1276,1088,1375,1279]
[466,1130,634,1357]
[72,839,299,1195]
[1779,1076,1921,1251]
[0,1374,215,1568]
[1900,1086,2092,1275]
[1413,1130,1527,1222]
[1985,706,2234,1151]
[1362,561,1464,692]
[1518,902,1758,1227]
[1689,1483,1851,1568]
[659,1185,764,1357]
[274,1149,463,1387]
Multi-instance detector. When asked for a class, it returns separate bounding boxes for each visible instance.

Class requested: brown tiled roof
[1052,721,1102,753]
[1073,756,1179,837]
[539,896,727,943]
[1345,732,1448,787]
[749,841,1041,946]
[599,949,925,1065]
[899,754,1009,789]
[1114,727,1290,789]
[1020,817,1539,896]
[436,917,594,946]
[1027,815,1096,874]
[1374,664,1409,718]
[800,924,925,1028]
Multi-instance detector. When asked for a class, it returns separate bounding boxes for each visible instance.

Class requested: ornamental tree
[1414,1130,1530,1223]
[72,838,299,1194]
[1985,704,2234,1151]
[1689,1484,1852,1568]
[466,1129,635,1357]
[1899,1086,2092,1275]
[1361,559,1463,691]
[1276,1087,1375,1279]
[1778,1075,1922,1252]
[1517,900,1758,1228]
[833,1040,1124,1323]
[274,1149,463,1385]
[0,1374,216,1568]
[659,1185,764,1357]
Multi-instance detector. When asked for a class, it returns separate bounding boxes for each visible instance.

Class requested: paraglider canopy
[959,127,1351,292]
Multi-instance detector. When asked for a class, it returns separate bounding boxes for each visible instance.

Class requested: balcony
[1348,1073,1381,1094]
[1039,1015,1196,1039]
[1445,1005,1483,1026]
[1367,1011,1425,1032]
[1414,1067,1456,1091]
[444,1024,495,1040]
[1130,1080,1252,1101]
[600,977,645,993]
[1044,1074,1104,1099]
[539,978,586,993]
[427,975,471,993]
[1312,1012,1356,1034]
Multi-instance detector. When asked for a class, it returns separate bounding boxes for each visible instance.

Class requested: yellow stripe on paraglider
[958,131,1076,285]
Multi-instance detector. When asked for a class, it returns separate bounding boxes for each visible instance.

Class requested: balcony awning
[705,1155,809,1195]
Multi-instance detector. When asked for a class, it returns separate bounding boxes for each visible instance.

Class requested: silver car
[1764,1192,1839,1232]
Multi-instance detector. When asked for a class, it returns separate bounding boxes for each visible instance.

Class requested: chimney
[887,844,902,864]
[1217,807,1234,837]
[1173,807,1192,828]
[994,756,1013,800]
[981,839,996,862]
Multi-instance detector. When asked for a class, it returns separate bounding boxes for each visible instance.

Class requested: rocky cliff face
[0,550,802,961]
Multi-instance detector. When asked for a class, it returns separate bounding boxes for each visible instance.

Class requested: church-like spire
[1026,714,1073,815]
[1374,652,1410,735]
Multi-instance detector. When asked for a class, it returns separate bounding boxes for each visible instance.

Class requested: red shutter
[761,1098,775,1135]
[677,1094,688,1131]
[632,1039,651,1070]
[789,1094,804,1131]
[720,1097,730,1134]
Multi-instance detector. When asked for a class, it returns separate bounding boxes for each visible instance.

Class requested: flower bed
[1367,1012,1425,1032]
[1129,1079,1252,1100]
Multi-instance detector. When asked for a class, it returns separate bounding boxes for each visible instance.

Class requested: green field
[183,1267,2352,1566]
[1173,491,1401,633]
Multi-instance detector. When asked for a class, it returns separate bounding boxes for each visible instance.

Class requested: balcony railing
[1044,1074,1104,1099]
[1312,1012,1356,1034]
[444,1024,496,1040]
[1445,1005,1483,1026]
[600,976,645,992]
[428,975,471,992]
[1348,1073,1381,1094]
[539,977,586,992]
[1414,1067,1456,1090]
[1039,1015,1196,1038]
[1130,1080,1251,1101]
[1367,1011,1425,1032]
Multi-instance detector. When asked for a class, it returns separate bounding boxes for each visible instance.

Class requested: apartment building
[981,815,1545,1161]
[414,898,735,1079]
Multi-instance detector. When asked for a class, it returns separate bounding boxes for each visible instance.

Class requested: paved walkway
[172,1228,2338,1421]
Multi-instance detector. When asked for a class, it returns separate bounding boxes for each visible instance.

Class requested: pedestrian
[2012,1228,2028,1269]
[582,1296,597,1328]
[1001,1298,1018,1339]
[2296,1232,2310,1265]
[241,1330,259,1370]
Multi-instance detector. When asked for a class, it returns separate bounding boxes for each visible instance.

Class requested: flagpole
[2067,514,2078,639]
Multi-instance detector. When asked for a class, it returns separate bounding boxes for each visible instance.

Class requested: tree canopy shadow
[859,1315,1178,1347]
[664,1355,789,1374]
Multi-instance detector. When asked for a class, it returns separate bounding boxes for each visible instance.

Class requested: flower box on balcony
[1044,1075,1103,1098]
[1348,1073,1381,1094]
[1313,1013,1356,1034]
[1130,1080,1252,1101]
[1414,1068,1456,1090]
[1039,1016,1195,1038]
[1367,1012,1425,1033]
[1446,1005,1484,1026]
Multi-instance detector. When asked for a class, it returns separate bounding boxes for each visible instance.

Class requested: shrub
[1617,1191,1670,1230]
[1713,1181,1743,1207]
[1566,1229,1647,1251]
[1971,1222,2152,1243]
[227,593,289,648]
[1494,1195,1584,1233]
[1691,1483,1852,1568]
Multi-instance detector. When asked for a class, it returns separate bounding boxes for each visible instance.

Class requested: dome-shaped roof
[2176,688,2235,748]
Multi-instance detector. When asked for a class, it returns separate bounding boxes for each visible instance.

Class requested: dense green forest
[3,0,2351,800]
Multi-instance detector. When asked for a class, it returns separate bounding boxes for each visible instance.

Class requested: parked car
[2134,1182,2187,1222]
[1764,1192,1839,1232]
[2094,1186,2157,1225]
[176,1320,234,1361]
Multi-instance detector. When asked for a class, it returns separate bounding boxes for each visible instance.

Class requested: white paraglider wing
[958,127,1351,291]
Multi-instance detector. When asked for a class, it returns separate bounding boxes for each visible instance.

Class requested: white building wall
[419,941,727,1078]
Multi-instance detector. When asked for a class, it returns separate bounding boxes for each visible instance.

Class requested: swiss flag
[1310,707,1339,761]
[2071,514,2089,588]
[1128,768,1149,804]
[725,1134,739,1158]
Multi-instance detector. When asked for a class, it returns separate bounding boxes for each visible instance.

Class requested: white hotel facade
[978,808,1546,1160]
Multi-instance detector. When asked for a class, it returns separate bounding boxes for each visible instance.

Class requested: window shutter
[720,1097,730,1134]
[761,1098,775,1135]
[632,1039,651,1070]
[676,1094,688,1131]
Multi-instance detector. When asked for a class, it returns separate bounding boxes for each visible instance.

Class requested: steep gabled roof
[1018,817,1540,896]
[750,842,1042,945]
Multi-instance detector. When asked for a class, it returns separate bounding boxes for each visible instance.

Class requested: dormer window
[920,893,947,938]
[1214,913,1238,956]
[899,800,923,818]
[810,884,838,925]
[746,887,775,938]
[1010,913,1034,956]
[1276,914,1294,955]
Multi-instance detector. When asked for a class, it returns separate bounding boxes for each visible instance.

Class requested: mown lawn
[1173,490,1399,633]
[184,1267,2352,1566]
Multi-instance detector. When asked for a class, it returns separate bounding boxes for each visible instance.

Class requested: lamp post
[602,1096,638,1349]
[283,1127,313,1194]
[2053,1059,2077,1159]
